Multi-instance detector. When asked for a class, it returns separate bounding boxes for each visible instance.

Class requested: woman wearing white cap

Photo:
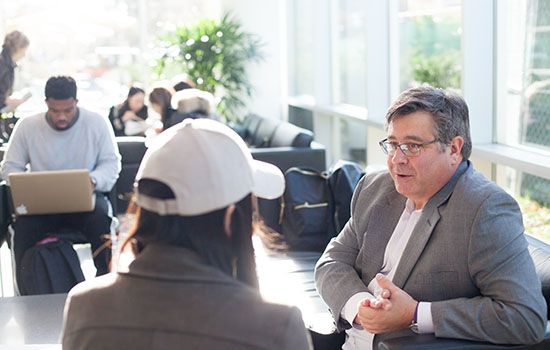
[60,119,313,349]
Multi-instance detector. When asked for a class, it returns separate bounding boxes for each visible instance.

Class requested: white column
[310,0,333,167]
[365,0,391,124]
[312,0,332,104]
[365,0,391,166]
[462,0,494,144]
[221,0,284,121]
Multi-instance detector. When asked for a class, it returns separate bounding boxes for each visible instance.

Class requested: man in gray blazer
[315,86,547,349]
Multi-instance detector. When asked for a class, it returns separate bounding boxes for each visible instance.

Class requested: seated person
[148,86,184,132]
[108,85,149,136]
[61,119,313,350]
[172,77,196,92]
[171,88,217,121]
[0,76,121,294]
[315,85,547,348]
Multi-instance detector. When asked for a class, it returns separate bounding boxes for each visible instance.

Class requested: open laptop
[8,169,95,216]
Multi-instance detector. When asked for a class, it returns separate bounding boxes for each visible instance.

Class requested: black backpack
[279,162,364,252]
[280,167,335,252]
[326,160,364,233]
[19,237,85,295]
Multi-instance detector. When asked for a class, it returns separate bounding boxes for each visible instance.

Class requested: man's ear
[223,204,236,237]
[449,136,464,165]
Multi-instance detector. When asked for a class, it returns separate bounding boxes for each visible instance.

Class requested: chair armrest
[378,322,550,350]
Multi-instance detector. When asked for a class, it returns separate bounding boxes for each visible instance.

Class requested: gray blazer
[62,244,312,350]
[315,161,546,345]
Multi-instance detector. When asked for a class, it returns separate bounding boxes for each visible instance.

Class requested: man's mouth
[56,121,69,129]
[394,170,413,179]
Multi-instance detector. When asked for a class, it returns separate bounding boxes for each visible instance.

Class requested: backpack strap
[40,240,85,293]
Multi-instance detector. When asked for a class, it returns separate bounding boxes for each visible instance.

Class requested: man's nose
[391,148,408,164]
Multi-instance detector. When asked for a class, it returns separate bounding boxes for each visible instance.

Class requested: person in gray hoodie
[1,75,121,294]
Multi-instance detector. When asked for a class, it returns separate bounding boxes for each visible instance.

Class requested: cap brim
[251,160,285,199]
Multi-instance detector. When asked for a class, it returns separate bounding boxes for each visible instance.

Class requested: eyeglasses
[378,138,438,157]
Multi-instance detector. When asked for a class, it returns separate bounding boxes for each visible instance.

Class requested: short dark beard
[46,108,80,131]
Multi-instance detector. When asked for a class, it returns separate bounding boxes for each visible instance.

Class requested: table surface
[0,293,66,346]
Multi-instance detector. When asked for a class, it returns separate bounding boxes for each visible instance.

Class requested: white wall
[221,0,285,121]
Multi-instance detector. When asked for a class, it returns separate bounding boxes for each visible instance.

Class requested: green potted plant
[153,13,264,123]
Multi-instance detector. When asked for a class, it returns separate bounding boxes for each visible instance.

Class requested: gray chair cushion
[270,122,313,147]
[243,114,263,143]
[251,117,282,148]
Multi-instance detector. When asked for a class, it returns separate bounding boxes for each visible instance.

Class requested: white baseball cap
[134,119,285,216]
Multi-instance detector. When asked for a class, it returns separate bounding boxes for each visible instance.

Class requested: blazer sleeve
[315,175,372,331]
[431,190,547,344]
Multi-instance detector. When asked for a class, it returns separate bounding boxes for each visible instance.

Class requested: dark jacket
[0,50,15,109]
[108,103,148,136]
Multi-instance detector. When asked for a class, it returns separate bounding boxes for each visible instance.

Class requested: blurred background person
[148,85,179,132]
[148,85,217,135]
[173,78,196,92]
[61,119,312,349]
[171,88,217,121]
[108,85,149,136]
[0,30,30,113]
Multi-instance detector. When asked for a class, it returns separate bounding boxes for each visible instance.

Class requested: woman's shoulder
[64,274,118,315]
[67,273,117,300]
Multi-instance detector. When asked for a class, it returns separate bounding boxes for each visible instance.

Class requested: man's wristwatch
[409,303,420,334]
[409,322,420,334]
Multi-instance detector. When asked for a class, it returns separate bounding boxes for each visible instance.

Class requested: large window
[339,119,367,167]
[496,0,550,209]
[397,0,462,91]
[334,0,367,106]
[497,0,550,151]
[287,0,315,97]
[497,164,550,240]
[1,0,220,117]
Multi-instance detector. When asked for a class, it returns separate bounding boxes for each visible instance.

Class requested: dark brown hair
[148,87,173,123]
[122,179,258,289]
[2,30,29,56]
[385,85,472,160]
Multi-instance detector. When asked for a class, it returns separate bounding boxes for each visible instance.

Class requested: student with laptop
[0,75,121,294]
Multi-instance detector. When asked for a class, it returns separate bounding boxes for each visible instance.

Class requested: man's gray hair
[385,85,472,160]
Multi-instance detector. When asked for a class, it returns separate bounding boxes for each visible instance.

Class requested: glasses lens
[381,142,394,155]
[400,144,415,156]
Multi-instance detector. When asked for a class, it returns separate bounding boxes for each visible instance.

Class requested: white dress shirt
[340,199,434,350]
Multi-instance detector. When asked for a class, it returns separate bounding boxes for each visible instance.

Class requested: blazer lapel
[362,190,406,282]
[392,207,440,288]
[392,161,471,288]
